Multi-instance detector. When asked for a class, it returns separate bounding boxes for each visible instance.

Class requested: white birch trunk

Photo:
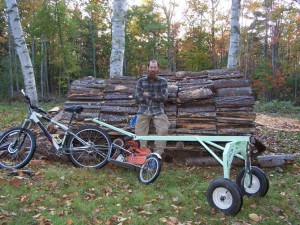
[227,0,241,69]
[110,0,126,78]
[6,0,38,105]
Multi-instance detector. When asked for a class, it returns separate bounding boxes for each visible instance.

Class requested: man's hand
[143,91,149,97]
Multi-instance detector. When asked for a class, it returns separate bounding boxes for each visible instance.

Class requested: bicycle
[0,90,161,185]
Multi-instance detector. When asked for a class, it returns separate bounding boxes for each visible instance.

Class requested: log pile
[63,69,256,138]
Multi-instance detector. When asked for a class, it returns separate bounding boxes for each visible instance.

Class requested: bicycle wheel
[138,155,161,185]
[67,125,112,169]
[0,127,36,169]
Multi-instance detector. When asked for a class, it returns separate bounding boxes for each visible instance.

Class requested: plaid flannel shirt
[135,76,168,116]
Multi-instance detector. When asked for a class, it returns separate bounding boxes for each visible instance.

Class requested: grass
[0,101,63,130]
[254,100,300,118]
[0,101,300,224]
[0,161,299,224]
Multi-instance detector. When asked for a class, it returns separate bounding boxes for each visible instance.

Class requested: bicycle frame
[20,105,90,155]
[21,110,68,150]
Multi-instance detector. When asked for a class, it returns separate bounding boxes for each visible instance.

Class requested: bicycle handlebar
[21,89,47,114]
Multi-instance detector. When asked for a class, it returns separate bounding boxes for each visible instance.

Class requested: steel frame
[86,118,251,179]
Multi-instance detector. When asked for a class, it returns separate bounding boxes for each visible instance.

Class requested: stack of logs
[61,69,256,161]
[65,69,255,135]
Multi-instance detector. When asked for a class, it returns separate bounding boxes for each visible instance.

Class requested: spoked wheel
[236,166,269,197]
[0,127,36,169]
[67,126,112,169]
[207,178,243,215]
[138,155,161,185]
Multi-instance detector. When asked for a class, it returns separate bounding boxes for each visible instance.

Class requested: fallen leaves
[159,216,179,225]
[9,177,23,188]
[255,113,300,131]
[249,213,262,222]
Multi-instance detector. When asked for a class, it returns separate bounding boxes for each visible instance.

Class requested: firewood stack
[64,69,255,138]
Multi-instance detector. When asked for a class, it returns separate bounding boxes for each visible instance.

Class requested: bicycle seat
[64,106,84,114]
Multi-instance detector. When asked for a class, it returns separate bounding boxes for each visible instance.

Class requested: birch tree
[5,0,38,105]
[110,0,126,78]
[227,0,241,69]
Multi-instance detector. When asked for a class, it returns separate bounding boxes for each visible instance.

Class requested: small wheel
[207,178,243,215]
[67,125,111,169]
[0,127,36,169]
[236,166,269,196]
[138,155,161,185]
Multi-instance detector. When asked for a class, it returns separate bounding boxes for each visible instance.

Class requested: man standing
[135,60,170,155]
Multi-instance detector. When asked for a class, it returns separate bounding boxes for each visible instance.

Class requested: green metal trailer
[87,117,269,215]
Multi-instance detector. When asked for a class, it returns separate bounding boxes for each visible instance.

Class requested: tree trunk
[55,0,70,91]
[110,0,126,78]
[89,20,97,77]
[227,0,241,69]
[6,0,38,105]
[7,20,13,98]
[40,40,44,97]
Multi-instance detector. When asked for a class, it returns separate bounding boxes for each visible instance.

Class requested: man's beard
[148,70,158,80]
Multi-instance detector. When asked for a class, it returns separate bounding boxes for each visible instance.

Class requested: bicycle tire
[0,127,36,169]
[138,155,161,185]
[67,125,112,168]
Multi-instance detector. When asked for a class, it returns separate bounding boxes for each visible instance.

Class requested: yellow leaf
[159,217,168,223]
[249,213,262,222]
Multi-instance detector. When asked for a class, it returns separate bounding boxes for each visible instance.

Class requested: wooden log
[215,96,255,107]
[207,69,243,79]
[176,119,216,130]
[104,84,136,93]
[255,154,295,167]
[103,93,135,100]
[217,127,256,135]
[178,105,216,113]
[175,71,208,78]
[216,107,254,112]
[98,105,137,114]
[216,87,253,97]
[213,79,250,89]
[216,111,256,121]
[177,78,211,85]
[178,88,213,103]
[177,111,217,118]
[68,95,104,101]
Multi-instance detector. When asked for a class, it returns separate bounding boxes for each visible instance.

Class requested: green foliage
[0,101,63,130]
[125,3,168,74]
[1,0,300,102]
[254,100,300,116]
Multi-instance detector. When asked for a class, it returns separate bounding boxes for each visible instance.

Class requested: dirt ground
[255,113,300,131]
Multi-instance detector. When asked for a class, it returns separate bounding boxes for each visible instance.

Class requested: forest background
[0,0,300,102]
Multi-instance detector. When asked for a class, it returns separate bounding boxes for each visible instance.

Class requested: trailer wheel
[236,166,269,197]
[207,178,243,215]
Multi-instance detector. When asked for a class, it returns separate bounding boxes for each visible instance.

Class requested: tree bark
[6,0,38,105]
[110,0,126,78]
[227,0,241,69]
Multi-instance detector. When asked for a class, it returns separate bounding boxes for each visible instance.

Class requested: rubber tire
[67,125,112,168]
[0,127,36,169]
[138,155,161,185]
[236,166,269,197]
[207,178,243,215]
